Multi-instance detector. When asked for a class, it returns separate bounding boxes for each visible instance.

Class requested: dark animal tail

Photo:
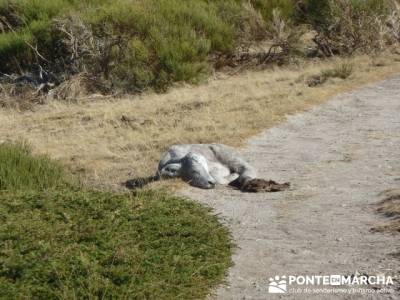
[123,175,159,190]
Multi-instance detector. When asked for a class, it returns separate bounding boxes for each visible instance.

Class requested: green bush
[296,0,331,29]
[299,0,392,29]
[83,0,237,91]
[0,0,397,92]
[0,0,70,73]
[251,0,297,22]
[0,31,33,73]
[299,0,396,55]
[0,0,256,92]
[0,142,73,191]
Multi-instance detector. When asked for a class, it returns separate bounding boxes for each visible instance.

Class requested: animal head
[159,163,182,178]
[181,153,216,189]
[159,152,216,189]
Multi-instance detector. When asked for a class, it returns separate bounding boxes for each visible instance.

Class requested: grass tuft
[0,142,74,191]
[373,190,400,233]
[308,61,353,86]
[0,142,233,298]
[322,62,354,80]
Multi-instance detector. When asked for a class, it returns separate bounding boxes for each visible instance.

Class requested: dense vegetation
[0,0,399,93]
[0,142,75,190]
[0,143,232,299]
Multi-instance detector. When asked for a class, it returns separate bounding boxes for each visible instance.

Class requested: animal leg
[209,144,257,186]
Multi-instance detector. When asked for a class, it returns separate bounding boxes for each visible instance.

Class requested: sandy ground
[182,76,400,299]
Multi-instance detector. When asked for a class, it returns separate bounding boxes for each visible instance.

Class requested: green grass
[0,142,74,191]
[0,143,233,299]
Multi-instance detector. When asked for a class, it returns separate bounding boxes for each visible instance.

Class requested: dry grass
[1,53,400,189]
[373,189,400,233]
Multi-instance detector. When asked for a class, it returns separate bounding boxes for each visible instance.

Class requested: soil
[182,76,400,299]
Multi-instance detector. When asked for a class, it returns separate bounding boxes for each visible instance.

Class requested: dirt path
[182,76,400,299]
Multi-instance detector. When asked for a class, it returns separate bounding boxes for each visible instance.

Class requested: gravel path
[182,76,400,299]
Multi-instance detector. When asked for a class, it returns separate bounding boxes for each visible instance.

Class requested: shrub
[266,8,303,59]
[1,0,399,93]
[0,142,73,191]
[251,0,297,22]
[0,31,33,73]
[77,0,237,91]
[0,0,263,92]
[296,0,332,29]
[300,0,396,55]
